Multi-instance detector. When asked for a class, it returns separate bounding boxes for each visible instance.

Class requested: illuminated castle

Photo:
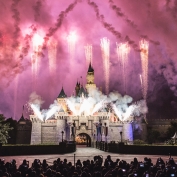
[30,63,141,145]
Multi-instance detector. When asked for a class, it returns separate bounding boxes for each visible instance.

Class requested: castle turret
[85,63,96,91]
[75,81,80,96]
[57,87,67,112]
[16,114,31,144]
[78,85,87,98]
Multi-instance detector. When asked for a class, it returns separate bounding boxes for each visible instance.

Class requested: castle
[30,64,145,145]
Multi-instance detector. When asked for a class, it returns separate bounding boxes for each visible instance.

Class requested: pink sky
[0,0,177,120]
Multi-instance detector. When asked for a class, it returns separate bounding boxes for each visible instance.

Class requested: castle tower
[57,87,67,112]
[85,63,96,91]
[30,116,42,144]
[75,82,80,96]
[16,113,31,144]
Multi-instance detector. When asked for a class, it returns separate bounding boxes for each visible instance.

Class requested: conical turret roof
[58,87,67,98]
[19,114,25,121]
[88,63,94,72]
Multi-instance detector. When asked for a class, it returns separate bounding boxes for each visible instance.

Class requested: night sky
[0,0,177,120]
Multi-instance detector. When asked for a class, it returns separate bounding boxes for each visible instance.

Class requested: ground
[1,146,175,167]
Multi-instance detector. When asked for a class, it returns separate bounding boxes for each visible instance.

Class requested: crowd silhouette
[0,155,176,177]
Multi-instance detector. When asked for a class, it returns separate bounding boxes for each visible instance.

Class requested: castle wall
[108,124,123,142]
[56,117,66,143]
[122,123,133,142]
[30,118,42,145]
[41,121,57,144]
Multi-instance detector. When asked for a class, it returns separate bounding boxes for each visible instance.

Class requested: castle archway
[75,133,91,147]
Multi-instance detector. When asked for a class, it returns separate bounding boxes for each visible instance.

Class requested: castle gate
[75,133,91,147]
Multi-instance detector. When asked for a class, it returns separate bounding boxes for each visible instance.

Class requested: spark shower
[0,0,177,120]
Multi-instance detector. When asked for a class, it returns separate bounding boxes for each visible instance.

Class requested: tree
[5,118,18,144]
[0,114,13,144]
[147,126,160,144]
[166,121,177,139]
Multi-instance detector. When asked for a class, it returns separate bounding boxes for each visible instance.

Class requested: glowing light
[13,46,22,119]
[84,44,92,68]
[46,104,60,120]
[29,88,147,123]
[139,39,149,100]
[100,37,110,94]
[139,39,149,122]
[48,39,57,76]
[79,98,92,116]
[112,104,122,121]
[116,42,130,94]
[139,74,143,92]
[32,33,44,49]
[31,33,43,91]
[66,98,78,115]
[30,104,44,121]
[92,100,104,114]
[67,32,77,66]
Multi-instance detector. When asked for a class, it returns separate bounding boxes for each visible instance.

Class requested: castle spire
[86,62,96,91]
[88,62,94,73]
[19,105,25,122]
[58,87,67,98]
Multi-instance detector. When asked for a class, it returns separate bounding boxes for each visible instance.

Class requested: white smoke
[45,100,60,120]
[29,88,148,122]
[132,100,148,116]
[29,92,44,106]
[29,92,60,121]
[110,92,148,121]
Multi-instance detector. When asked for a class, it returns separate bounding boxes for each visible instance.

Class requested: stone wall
[30,119,41,145]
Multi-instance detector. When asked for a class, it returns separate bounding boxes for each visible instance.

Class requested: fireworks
[30,104,44,121]
[46,103,60,120]
[31,33,43,91]
[13,46,22,119]
[48,39,57,76]
[139,39,149,100]
[116,42,130,94]
[139,39,149,123]
[84,44,92,68]
[30,101,60,121]
[29,87,147,122]
[67,32,77,67]
[100,37,110,95]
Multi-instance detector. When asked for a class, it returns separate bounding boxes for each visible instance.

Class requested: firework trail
[48,39,57,77]
[11,0,21,48]
[33,0,42,22]
[13,46,22,119]
[139,39,149,122]
[87,1,121,39]
[13,75,18,119]
[67,32,77,68]
[44,0,78,46]
[30,104,44,121]
[139,39,149,101]
[100,37,110,94]
[45,101,61,120]
[84,44,92,68]
[31,33,43,91]
[139,74,143,92]
[29,93,60,121]
[87,0,141,51]
[108,0,139,32]
[108,0,159,47]
[92,99,104,115]
[116,42,130,94]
